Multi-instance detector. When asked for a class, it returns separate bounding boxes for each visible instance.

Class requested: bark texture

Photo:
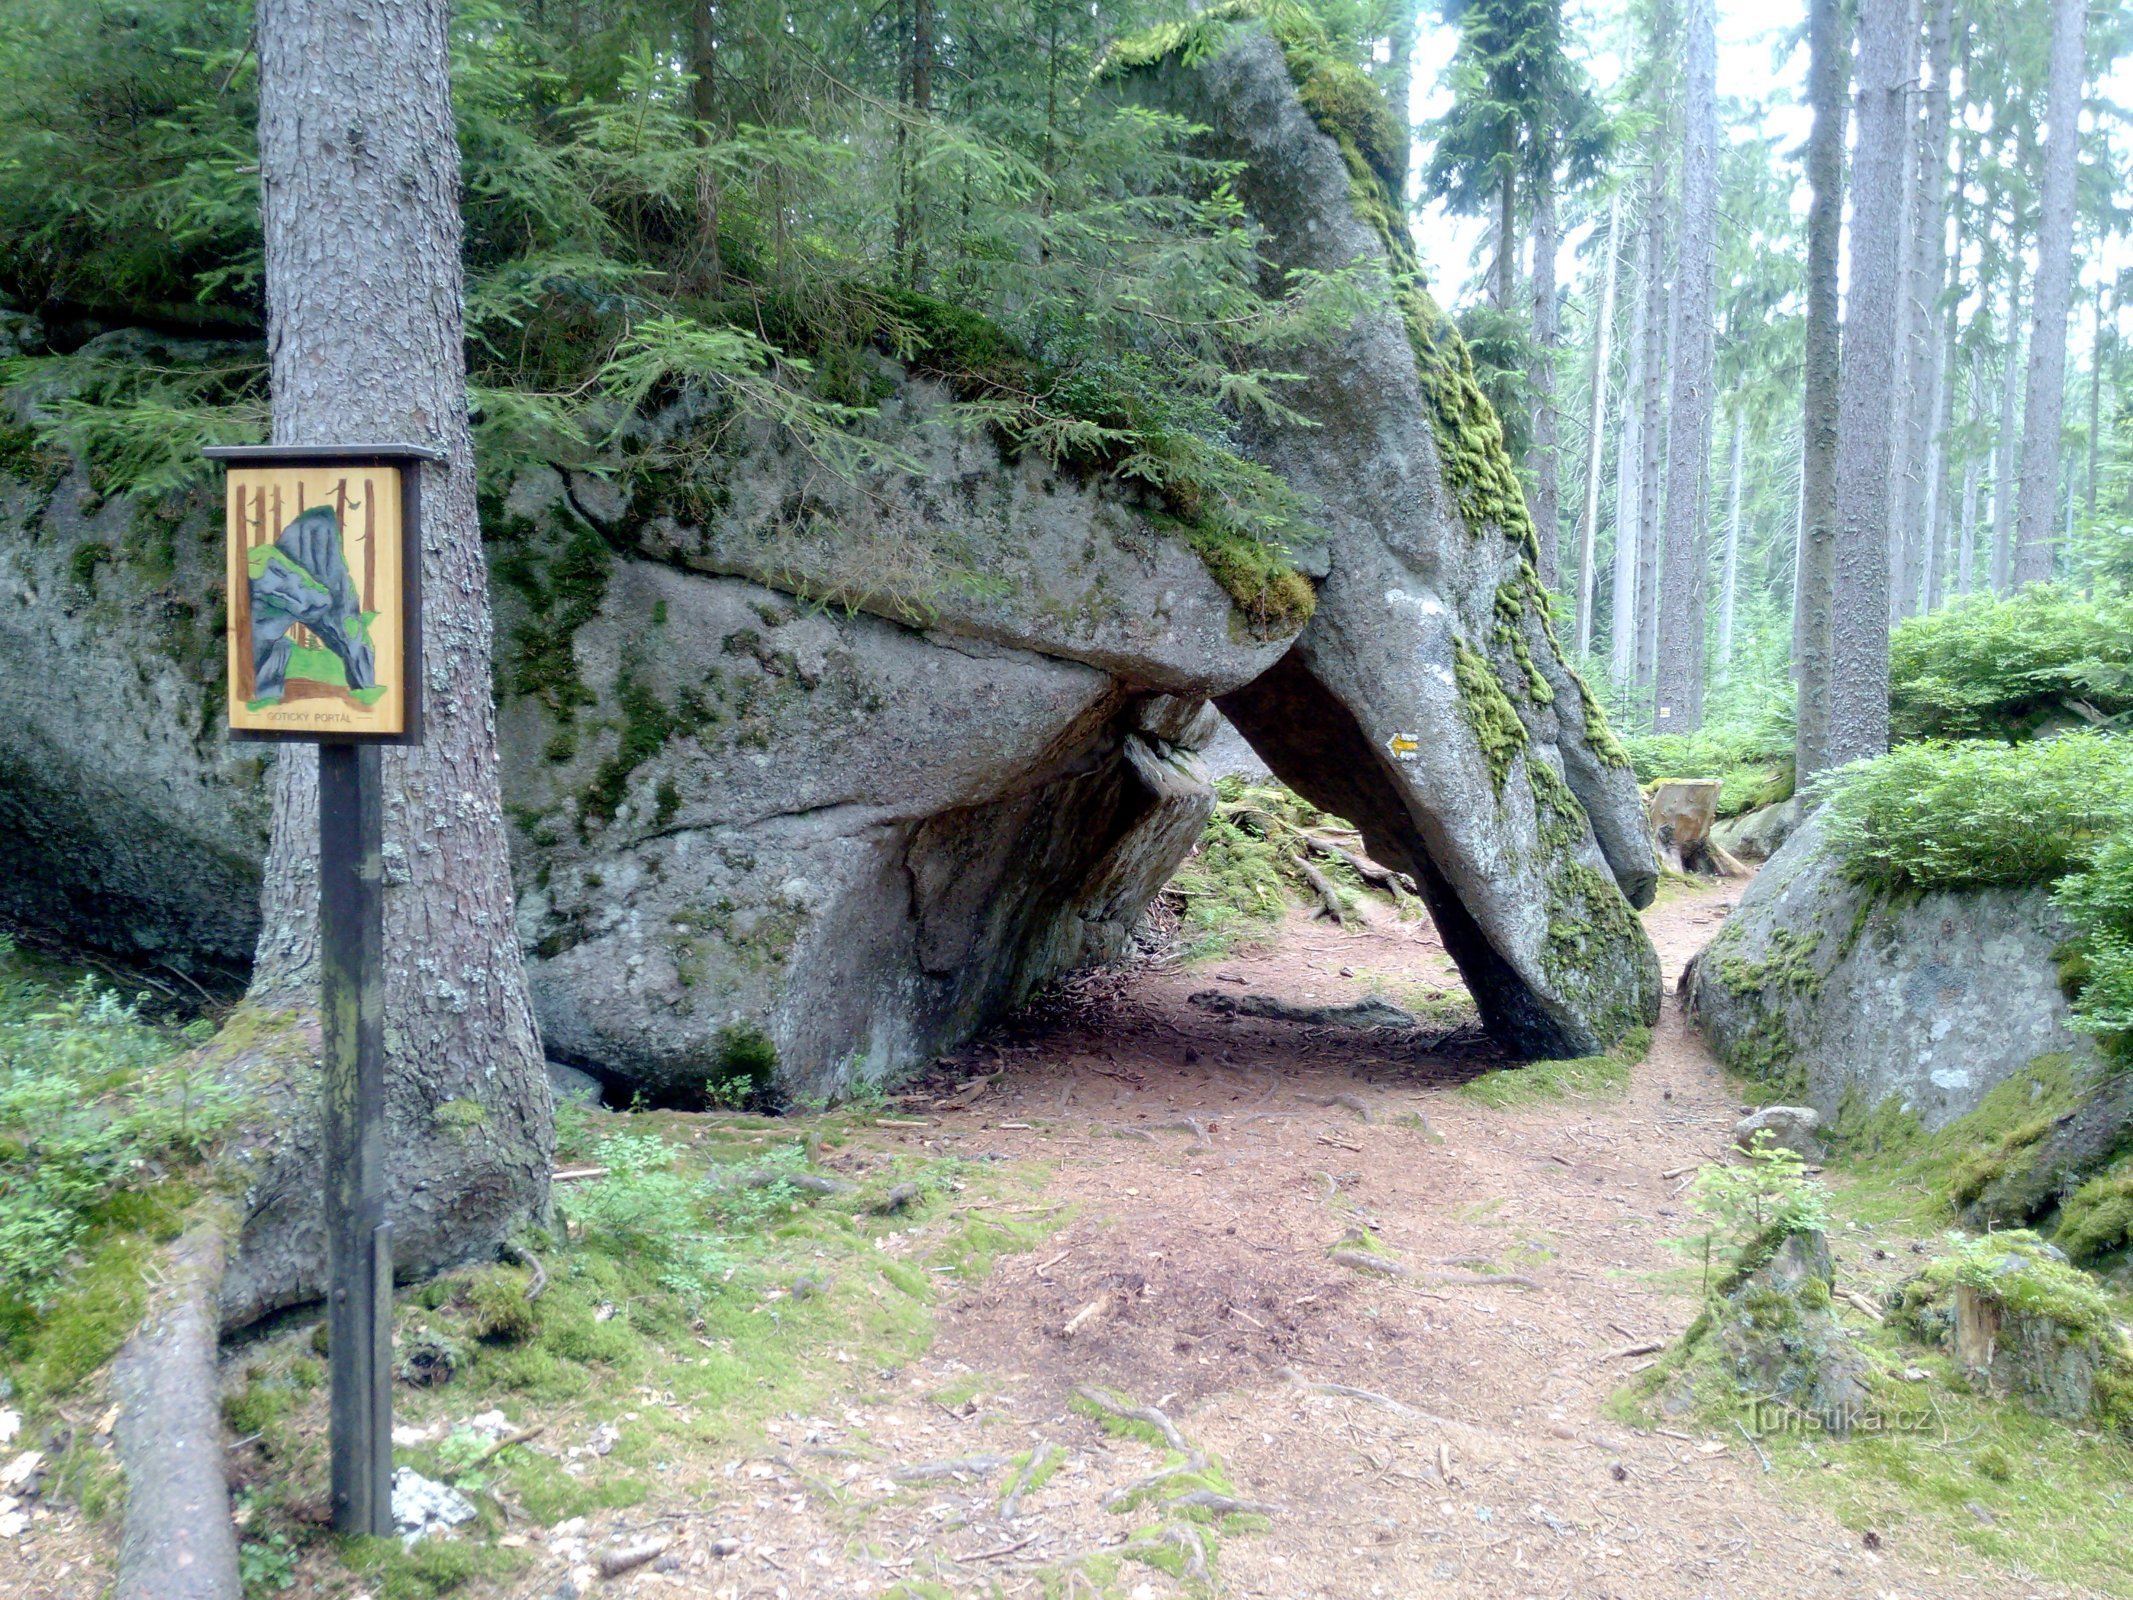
[1994,270,2024,590]
[1827,0,1914,767]
[1892,0,1954,619]
[1717,413,1743,663]
[2015,0,2090,585]
[1610,203,1648,687]
[1794,0,1845,781]
[1653,0,1717,733]
[1530,173,1562,587]
[1575,190,1621,657]
[1634,152,1669,690]
[234,0,551,1320]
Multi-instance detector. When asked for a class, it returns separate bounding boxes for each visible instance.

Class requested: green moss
[1294,59,1405,191]
[1461,1027,1648,1108]
[1453,639,1526,793]
[0,421,64,494]
[1492,574,1555,704]
[67,539,112,595]
[491,508,612,722]
[2058,1157,2133,1264]
[463,1264,542,1343]
[1173,514,1318,634]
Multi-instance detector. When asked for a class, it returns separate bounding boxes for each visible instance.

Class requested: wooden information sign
[207,442,442,1537]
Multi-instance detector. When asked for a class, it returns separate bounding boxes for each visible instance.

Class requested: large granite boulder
[0,40,1656,1097]
[1687,812,2099,1130]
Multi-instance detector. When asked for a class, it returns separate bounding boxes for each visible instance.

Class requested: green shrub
[1819,733,2133,893]
[2056,1159,2133,1264]
[0,942,236,1319]
[1889,588,2133,744]
[2053,832,2133,1038]
[565,1134,696,1252]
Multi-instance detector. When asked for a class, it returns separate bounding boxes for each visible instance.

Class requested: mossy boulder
[1663,1230,1871,1433]
[1688,813,2106,1128]
[1113,23,1659,1058]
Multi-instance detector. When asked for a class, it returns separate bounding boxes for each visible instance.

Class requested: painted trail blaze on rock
[1119,20,1659,1056]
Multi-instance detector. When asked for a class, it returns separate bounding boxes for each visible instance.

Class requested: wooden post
[319,740,391,1535]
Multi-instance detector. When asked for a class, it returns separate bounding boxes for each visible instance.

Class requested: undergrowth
[228,1101,1059,1596]
[1890,587,2133,744]
[1620,714,1796,819]
[0,935,234,1402]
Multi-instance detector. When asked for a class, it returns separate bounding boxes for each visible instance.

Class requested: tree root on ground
[113,1207,241,1600]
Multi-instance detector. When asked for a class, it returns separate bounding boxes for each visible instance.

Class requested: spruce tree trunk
[1496,157,1518,313]
[688,0,724,292]
[1576,190,1622,657]
[1610,206,1648,687]
[1893,0,1954,620]
[1530,171,1562,587]
[1794,0,1846,782]
[1959,401,1981,595]
[2015,0,2089,585]
[1718,413,1743,663]
[1925,286,1959,610]
[1654,0,1717,733]
[1827,0,1916,767]
[230,0,551,1325]
[1994,271,2025,590]
[2089,288,2107,515]
[1634,153,1669,690]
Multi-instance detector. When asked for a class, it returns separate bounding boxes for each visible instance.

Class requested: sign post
[206,442,440,1536]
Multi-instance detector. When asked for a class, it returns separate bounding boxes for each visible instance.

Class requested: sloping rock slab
[1123,27,1659,1058]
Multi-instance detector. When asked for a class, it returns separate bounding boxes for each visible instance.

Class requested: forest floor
[4,876,2123,1600]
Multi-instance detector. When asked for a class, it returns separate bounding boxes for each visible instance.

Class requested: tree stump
[1648,779,1726,874]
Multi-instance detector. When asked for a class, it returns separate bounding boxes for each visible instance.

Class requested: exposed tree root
[999,1440,1056,1519]
[1169,1487,1280,1515]
[1290,853,1349,923]
[500,1239,547,1301]
[1279,1367,1422,1418]
[1329,1248,1409,1277]
[1072,1386,1192,1453]
[113,1207,241,1600]
[891,1454,1014,1482]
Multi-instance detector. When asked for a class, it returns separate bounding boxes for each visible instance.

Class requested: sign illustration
[225,465,406,736]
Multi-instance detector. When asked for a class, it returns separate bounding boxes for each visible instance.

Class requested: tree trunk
[1610,200,1649,686]
[2088,286,2108,515]
[687,0,723,293]
[1718,412,1744,663]
[1994,268,2025,591]
[235,0,551,1324]
[1959,386,1981,595]
[1923,298,1955,611]
[2015,0,2089,585]
[1577,189,1623,657]
[1795,0,1846,783]
[1827,0,1916,767]
[1496,154,1518,314]
[1654,0,1717,733]
[1892,0,1954,620]
[1530,167,1562,587]
[1635,151,1669,690]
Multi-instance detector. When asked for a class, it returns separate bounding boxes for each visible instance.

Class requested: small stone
[391,1468,478,1545]
[1733,1106,1823,1158]
[711,1536,741,1558]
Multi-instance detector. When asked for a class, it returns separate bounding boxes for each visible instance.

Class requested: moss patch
[1452,639,1527,793]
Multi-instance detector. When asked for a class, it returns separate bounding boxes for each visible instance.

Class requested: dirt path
[537,880,2028,1600]
[5,881,2065,1600]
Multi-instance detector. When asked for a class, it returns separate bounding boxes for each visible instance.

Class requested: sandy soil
[2,880,2089,1600]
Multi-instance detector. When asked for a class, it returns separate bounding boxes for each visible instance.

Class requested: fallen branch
[598,1540,669,1578]
[114,1209,241,1600]
[1290,854,1348,923]
[469,1424,546,1467]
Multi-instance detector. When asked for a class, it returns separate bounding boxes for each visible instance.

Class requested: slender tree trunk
[1654,0,1717,732]
[1610,204,1649,686]
[1496,154,1518,313]
[1718,412,1744,663]
[1924,290,1956,610]
[1993,268,2024,590]
[1958,378,1981,595]
[1795,0,1846,782]
[1634,154,1669,690]
[236,0,550,1323]
[1892,0,1954,620]
[1530,168,1562,586]
[687,1,723,293]
[1827,0,1916,767]
[1577,190,1623,656]
[1384,0,1421,132]
[2015,0,2090,585]
[2088,285,2108,515]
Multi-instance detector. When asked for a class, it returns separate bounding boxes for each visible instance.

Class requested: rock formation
[1688,813,2102,1131]
[0,32,1657,1101]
